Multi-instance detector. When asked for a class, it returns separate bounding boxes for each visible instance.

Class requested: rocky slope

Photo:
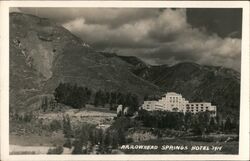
[10,12,159,112]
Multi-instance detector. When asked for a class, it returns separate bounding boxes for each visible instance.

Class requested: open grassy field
[38,107,116,126]
[10,133,64,147]
[10,145,72,155]
[10,133,67,154]
[120,138,238,154]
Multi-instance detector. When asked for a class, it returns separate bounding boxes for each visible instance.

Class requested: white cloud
[16,8,242,71]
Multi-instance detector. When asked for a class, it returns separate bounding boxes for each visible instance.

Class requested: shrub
[49,120,62,131]
[47,146,63,154]
[72,140,84,154]
[63,138,72,149]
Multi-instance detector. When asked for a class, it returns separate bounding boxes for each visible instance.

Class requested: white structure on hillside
[142,92,216,116]
[117,104,123,115]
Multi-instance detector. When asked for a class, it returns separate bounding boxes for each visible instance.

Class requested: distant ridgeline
[142,92,216,117]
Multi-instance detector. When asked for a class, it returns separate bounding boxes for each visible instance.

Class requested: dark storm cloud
[12,8,242,71]
[186,8,242,38]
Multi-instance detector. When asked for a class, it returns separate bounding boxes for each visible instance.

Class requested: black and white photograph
[0,1,249,160]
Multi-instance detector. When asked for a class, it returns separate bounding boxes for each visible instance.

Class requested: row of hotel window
[187,104,206,107]
[145,106,216,114]
[186,109,216,115]
[186,106,209,109]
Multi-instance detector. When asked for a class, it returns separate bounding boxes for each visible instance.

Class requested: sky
[11,8,242,71]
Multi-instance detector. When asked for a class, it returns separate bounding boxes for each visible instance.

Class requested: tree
[63,115,73,138]
[117,92,125,105]
[197,112,210,134]
[41,96,48,112]
[54,83,93,109]
[111,131,118,149]
[224,116,232,132]
[130,94,139,113]
[144,94,149,101]
[208,117,216,132]
[94,90,102,107]
[191,115,202,135]
[104,130,111,147]
[110,92,117,110]
[63,138,72,149]
[50,119,62,131]
[117,128,126,145]
[72,139,84,154]
[105,92,111,105]
[184,112,192,130]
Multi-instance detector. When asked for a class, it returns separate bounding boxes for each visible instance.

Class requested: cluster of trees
[71,123,113,154]
[54,83,92,109]
[56,116,134,154]
[64,122,128,154]
[46,115,130,154]
[40,96,57,112]
[138,110,185,130]
[54,82,139,112]
[137,110,238,135]
[94,90,139,112]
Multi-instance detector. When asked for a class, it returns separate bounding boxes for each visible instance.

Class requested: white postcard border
[0,1,249,161]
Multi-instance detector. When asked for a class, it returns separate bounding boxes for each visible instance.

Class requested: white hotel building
[142,92,216,116]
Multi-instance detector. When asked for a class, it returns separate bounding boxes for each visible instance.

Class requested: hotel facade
[142,92,216,116]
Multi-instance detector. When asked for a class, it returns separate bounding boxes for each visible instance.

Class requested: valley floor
[9,107,239,155]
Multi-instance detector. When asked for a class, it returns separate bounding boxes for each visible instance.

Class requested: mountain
[131,62,240,118]
[10,12,240,118]
[98,52,240,118]
[9,12,160,112]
